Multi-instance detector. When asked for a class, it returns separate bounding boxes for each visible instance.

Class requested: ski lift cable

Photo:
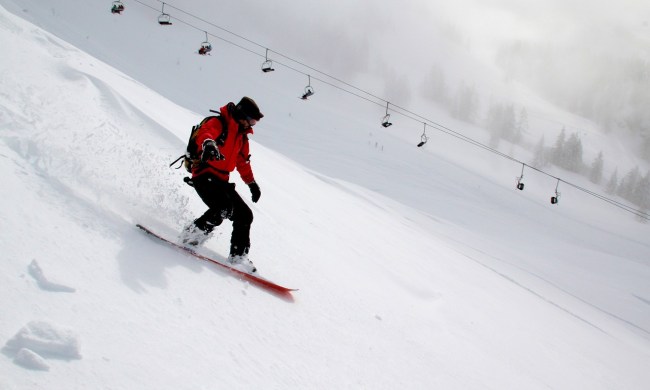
[139,1,524,170]
[128,1,619,172]
[126,0,649,221]
[152,0,266,51]
[133,0,368,87]
[133,0,519,155]
[521,165,649,219]
[144,0,388,105]
[560,180,650,219]
[131,0,278,62]
[126,4,389,111]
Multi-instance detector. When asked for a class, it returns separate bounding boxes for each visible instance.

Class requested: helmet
[236,97,264,120]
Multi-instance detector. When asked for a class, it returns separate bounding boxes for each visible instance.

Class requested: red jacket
[192,103,255,184]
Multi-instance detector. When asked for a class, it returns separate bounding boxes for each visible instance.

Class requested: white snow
[14,348,50,371]
[4,321,81,360]
[28,260,76,293]
[0,2,649,389]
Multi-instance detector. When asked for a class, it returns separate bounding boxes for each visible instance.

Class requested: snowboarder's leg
[181,175,233,245]
[226,189,256,273]
[227,188,253,256]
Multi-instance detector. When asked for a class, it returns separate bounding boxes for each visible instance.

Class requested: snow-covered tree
[514,107,529,144]
[563,132,584,173]
[532,135,549,167]
[551,127,567,166]
[502,104,517,142]
[589,151,604,184]
[632,171,650,210]
[606,168,619,195]
[618,166,641,201]
[641,131,650,162]
[452,81,480,124]
[421,64,451,109]
[484,102,516,143]
[551,128,584,172]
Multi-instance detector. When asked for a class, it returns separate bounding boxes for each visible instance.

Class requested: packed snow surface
[1,2,649,389]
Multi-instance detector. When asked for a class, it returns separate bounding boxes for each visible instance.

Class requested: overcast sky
[212,0,649,86]
[451,0,649,55]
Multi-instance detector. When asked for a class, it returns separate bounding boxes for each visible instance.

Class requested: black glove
[248,182,261,203]
[201,139,225,162]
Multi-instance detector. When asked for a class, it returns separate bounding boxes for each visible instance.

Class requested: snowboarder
[180,97,264,273]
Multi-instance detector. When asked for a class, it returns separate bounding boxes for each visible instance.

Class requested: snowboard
[136,224,297,298]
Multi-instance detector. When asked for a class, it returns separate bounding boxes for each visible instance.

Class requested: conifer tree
[532,135,548,167]
[564,132,584,172]
[452,82,479,124]
[551,127,567,166]
[514,107,528,145]
[589,151,604,184]
[606,168,619,194]
[618,166,641,201]
[633,171,650,210]
[422,64,450,108]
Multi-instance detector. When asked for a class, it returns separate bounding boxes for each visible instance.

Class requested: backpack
[170,112,228,173]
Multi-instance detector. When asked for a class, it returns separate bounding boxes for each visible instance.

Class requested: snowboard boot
[227,253,257,274]
[179,222,212,247]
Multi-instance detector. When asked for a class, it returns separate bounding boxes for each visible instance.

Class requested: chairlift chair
[198,32,211,55]
[261,49,275,72]
[381,102,392,127]
[417,134,429,147]
[198,42,212,55]
[262,60,275,73]
[158,3,172,25]
[301,75,314,100]
[158,13,172,25]
[301,86,315,100]
[551,179,561,204]
[111,1,125,14]
[417,123,429,147]
[381,114,392,128]
[516,164,525,190]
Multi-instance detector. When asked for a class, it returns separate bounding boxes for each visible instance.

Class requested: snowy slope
[1,3,650,390]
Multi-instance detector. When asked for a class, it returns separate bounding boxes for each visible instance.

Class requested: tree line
[420,69,650,216]
[531,128,650,214]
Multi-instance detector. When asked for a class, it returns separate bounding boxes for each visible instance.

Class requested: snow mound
[14,348,50,371]
[28,260,76,293]
[4,321,81,360]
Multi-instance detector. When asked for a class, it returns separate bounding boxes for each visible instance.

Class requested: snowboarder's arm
[195,118,223,155]
[236,139,255,184]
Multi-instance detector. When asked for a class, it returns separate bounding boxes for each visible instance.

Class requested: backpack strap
[169,154,185,168]
[215,115,228,146]
[196,114,228,146]
[169,112,229,172]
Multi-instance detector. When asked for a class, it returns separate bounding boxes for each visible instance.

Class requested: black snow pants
[192,174,253,256]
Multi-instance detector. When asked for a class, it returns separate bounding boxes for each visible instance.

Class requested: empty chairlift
[301,75,315,100]
[417,123,429,147]
[158,3,172,25]
[381,102,393,128]
[516,164,525,190]
[261,49,275,73]
[551,179,561,204]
